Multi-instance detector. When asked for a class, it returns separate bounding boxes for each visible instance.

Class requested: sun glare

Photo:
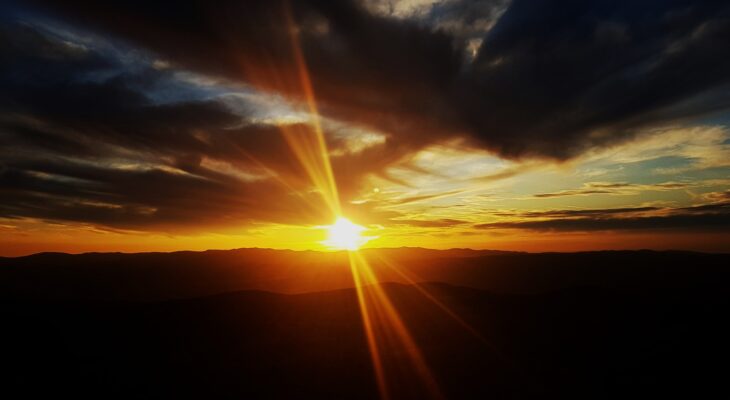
[324,217,368,250]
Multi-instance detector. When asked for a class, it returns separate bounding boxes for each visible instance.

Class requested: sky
[1,0,729,256]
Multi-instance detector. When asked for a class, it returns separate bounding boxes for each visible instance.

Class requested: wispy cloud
[533,181,693,198]
[476,203,730,233]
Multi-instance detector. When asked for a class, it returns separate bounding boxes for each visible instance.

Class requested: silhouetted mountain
[1,248,729,398]
[2,282,729,399]
[1,248,727,301]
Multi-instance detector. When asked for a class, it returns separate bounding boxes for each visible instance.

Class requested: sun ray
[238,4,442,397]
[348,252,390,400]
[348,251,444,399]
[371,253,515,365]
[280,1,341,216]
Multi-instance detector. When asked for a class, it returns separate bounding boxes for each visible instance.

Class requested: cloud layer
[2,0,730,242]
[477,202,730,232]
[27,0,730,159]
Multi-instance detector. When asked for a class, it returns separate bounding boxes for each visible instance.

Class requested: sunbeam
[348,251,444,399]
[241,5,444,397]
[373,253,515,365]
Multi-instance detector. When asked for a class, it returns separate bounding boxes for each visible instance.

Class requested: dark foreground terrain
[1,249,729,399]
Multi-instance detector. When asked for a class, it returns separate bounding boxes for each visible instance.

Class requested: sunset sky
[1,0,729,256]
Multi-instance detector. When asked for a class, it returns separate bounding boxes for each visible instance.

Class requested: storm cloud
[0,22,338,230]
[24,0,730,159]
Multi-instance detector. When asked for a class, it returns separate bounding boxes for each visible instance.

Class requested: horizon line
[2,246,726,259]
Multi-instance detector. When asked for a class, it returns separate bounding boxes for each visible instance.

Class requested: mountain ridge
[4,280,728,399]
[1,247,727,302]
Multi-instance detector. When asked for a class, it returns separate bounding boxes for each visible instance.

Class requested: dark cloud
[466,0,730,158]
[0,23,339,230]
[3,0,730,234]
[0,160,329,230]
[426,0,510,40]
[492,206,661,219]
[476,203,730,232]
[0,23,111,86]
[24,0,730,160]
[391,218,468,228]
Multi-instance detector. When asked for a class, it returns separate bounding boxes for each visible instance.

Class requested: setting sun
[324,217,369,250]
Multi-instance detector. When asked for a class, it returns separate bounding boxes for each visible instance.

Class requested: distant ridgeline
[0,248,727,301]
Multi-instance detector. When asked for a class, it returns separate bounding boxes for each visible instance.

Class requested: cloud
[386,190,465,205]
[0,23,348,230]
[696,190,730,203]
[390,218,468,228]
[3,1,730,237]
[24,0,730,160]
[579,125,730,172]
[476,202,730,232]
[492,206,662,219]
[533,182,692,198]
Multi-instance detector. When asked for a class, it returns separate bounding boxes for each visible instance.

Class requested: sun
[324,217,369,250]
